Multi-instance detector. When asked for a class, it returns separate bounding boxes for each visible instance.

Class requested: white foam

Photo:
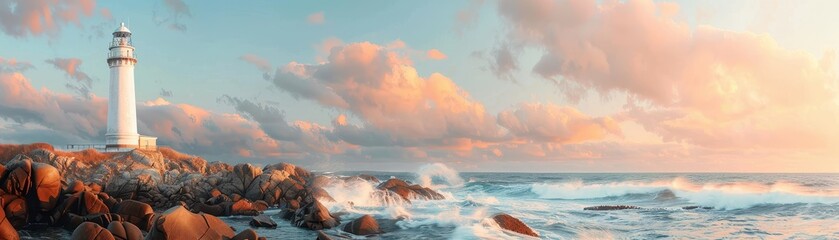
[531,177,839,209]
[416,163,465,189]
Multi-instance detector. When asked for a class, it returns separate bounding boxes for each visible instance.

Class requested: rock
[310,187,335,202]
[191,202,229,216]
[249,215,277,228]
[29,162,62,213]
[112,200,155,231]
[376,179,444,201]
[291,200,339,230]
[107,221,143,240]
[316,230,333,240]
[146,206,235,240]
[492,213,538,237]
[70,222,115,240]
[65,213,121,230]
[230,229,264,240]
[230,199,260,216]
[2,194,27,228]
[53,191,110,228]
[0,198,19,240]
[583,205,640,211]
[67,180,86,194]
[342,214,382,235]
[2,159,33,196]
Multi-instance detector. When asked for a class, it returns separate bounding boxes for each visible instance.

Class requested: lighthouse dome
[114,22,131,34]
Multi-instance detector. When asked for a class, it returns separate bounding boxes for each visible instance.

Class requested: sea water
[22,164,839,239]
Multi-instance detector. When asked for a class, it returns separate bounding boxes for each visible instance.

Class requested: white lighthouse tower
[105,23,155,150]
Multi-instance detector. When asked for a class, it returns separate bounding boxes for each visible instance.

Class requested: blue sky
[1,0,838,172]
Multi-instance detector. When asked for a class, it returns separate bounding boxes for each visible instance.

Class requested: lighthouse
[105,23,155,150]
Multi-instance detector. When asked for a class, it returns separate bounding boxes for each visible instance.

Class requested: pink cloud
[274,42,505,145]
[0,0,97,37]
[307,12,325,24]
[426,49,448,60]
[45,58,92,86]
[496,0,839,149]
[498,103,621,144]
[239,54,273,73]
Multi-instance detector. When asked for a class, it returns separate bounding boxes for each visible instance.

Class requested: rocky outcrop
[492,213,538,237]
[111,200,154,232]
[249,214,277,228]
[146,206,254,240]
[0,198,18,240]
[107,221,143,240]
[70,222,114,240]
[342,214,382,235]
[291,199,339,230]
[377,179,445,202]
[583,205,641,211]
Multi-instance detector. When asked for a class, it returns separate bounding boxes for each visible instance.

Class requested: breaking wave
[531,177,839,209]
[416,163,465,189]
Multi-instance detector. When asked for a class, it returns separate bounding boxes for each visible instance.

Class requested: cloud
[45,58,92,87]
[239,54,273,73]
[154,0,190,32]
[0,57,34,72]
[159,88,173,97]
[272,42,505,145]
[495,0,839,149]
[498,103,621,143]
[307,12,325,24]
[426,49,447,60]
[0,0,96,37]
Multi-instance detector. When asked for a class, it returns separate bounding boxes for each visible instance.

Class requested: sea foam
[531,177,839,209]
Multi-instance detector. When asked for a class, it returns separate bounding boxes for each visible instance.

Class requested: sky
[0,0,838,172]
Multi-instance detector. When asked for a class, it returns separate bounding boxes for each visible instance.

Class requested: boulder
[0,198,19,240]
[291,200,339,230]
[342,214,382,235]
[2,194,27,228]
[316,230,333,240]
[146,206,235,240]
[112,200,155,231]
[70,222,115,240]
[230,229,265,240]
[53,191,110,227]
[65,213,122,230]
[1,159,32,196]
[491,213,538,237]
[230,199,260,216]
[107,221,143,240]
[310,187,335,202]
[376,179,444,201]
[249,215,276,228]
[29,162,62,213]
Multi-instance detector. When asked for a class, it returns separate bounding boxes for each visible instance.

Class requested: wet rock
[0,198,19,240]
[2,194,27,228]
[107,221,143,240]
[491,213,538,237]
[310,187,335,202]
[376,179,444,201]
[53,191,110,228]
[230,229,265,240]
[316,230,333,240]
[583,205,641,211]
[146,206,235,240]
[230,199,260,216]
[291,200,339,230]
[249,215,277,228]
[70,222,115,240]
[2,159,33,196]
[111,200,154,232]
[342,214,382,235]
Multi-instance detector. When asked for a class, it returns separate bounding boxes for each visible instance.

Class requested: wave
[530,177,839,209]
[416,163,464,189]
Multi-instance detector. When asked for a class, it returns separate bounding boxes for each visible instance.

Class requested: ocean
[21,164,839,239]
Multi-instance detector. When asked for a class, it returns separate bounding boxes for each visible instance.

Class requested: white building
[105,23,156,150]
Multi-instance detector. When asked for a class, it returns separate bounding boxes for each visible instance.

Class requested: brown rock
[249,215,276,228]
[2,159,32,196]
[112,200,155,231]
[30,162,62,212]
[316,230,333,240]
[342,214,382,235]
[107,221,143,240]
[291,199,339,230]
[491,213,538,237]
[70,222,115,240]
[1,194,27,228]
[146,206,235,240]
[0,198,19,240]
[53,191,110,227]
[230,229,264,240]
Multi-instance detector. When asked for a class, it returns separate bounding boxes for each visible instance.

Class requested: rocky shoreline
[0,143,538,239]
